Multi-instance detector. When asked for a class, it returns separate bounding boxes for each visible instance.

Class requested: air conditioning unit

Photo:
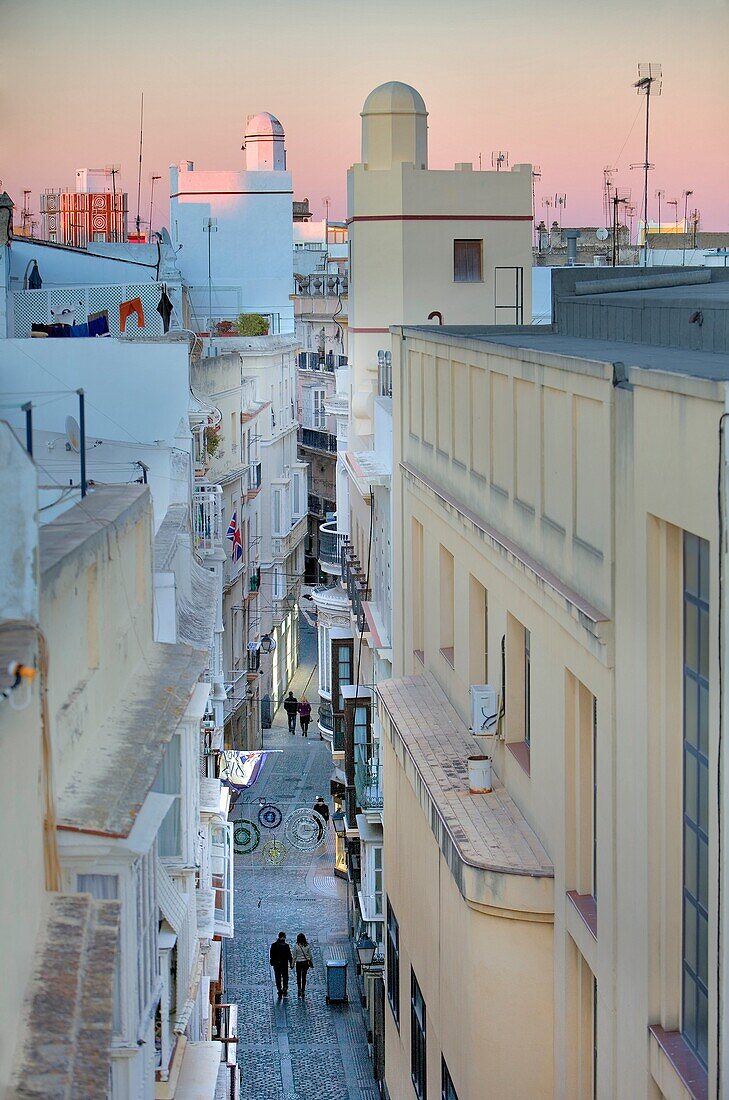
[469,684,498,735]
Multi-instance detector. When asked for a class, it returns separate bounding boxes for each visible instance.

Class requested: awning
[355,813,383,843]
[174,1042,223,1100]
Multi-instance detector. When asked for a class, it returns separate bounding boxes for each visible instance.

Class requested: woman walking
[293,932,313,996]
[298,696,312,737]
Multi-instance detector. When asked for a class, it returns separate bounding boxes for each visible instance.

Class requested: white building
[171,112,294,337]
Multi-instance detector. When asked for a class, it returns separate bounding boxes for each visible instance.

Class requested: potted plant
[204,425,221,456]
[235,312,269,337]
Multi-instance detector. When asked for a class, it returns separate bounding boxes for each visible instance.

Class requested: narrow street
[225,622,378,1100]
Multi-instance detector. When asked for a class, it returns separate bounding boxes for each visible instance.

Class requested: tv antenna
[654,188,665,235]
[554,193,567,228]
[603,167,616,227]
[21,190,33,236]
[105,164,121,242]
[633,62,662,266]
[681,189,694,266]
[531,166,541,246]
[491,150,509,172]
[135,92,144,240]
[611,189,631,266]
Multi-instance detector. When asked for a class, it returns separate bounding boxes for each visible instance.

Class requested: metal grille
[14,284,165,338]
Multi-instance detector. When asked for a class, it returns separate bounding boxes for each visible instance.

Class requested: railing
[318,699,334,741]
[298,351,347,371]
[355,757,384,811]
[212,1002,238,1069]
[293,274,348,297]
[298,426,337,453]
[13,282,167,338]
[342,542,370,631]
[319,521,347,572]
[224,672,249,723]
[193,484,223,552]
[199,312,282,336]
[377,352,392,398]
[308,493,336,517]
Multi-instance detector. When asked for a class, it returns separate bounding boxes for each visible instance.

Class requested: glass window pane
[698,912,708,985]
[685,534,699,596]
[699,608,709,680]
[685,676,698,749]
[698,538,710,600]
[683,897,697,974]
[697,987,709,1064]
[698,835,709,911]
[685,751,698,822]
[698,759,709,835]
[698,684,709,757]
[685,602,699,671]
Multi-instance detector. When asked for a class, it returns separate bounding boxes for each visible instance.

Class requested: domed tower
[242,112,286,171]
[361,81,428,170]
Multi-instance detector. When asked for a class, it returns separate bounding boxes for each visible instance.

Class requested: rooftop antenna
[633,62,662,266]
[203,217,218,326]
[603,167,616,227]
[554,193,567,228]
[611,189,630,266]
[654,188,665,235]
[531,166,541,247]
[21,190,33,235]
[681,189,694,265]
[135,92,144,240]
[491,150,509,172]
[667,196,679,232]
[148,174,161,237]
[105,165,121,242]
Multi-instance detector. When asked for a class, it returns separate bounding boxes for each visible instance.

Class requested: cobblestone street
[225,622,378,1100]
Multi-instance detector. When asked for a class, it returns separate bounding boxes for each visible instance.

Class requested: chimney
[564,229,581,266]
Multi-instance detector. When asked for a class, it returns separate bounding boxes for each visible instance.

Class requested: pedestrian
[283,691,298,734]
[298,695,312,737]
[313,795,330,825]
[293,932,314,996]
[269,931,293,996]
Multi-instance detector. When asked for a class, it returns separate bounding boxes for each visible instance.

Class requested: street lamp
[355,932,377,972]
[259,633,276,654]
[332,810,346,837]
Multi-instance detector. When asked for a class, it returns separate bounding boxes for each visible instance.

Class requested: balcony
[308,493,336,517]
[317,699,334,743]
[298,351,348,372]
[193,484,223,555]
[342,542,370,631]
[246,462,262,497]
[198,312,282,337]
[298,426,338,453]
[271,512,308,559]
[355,757,383,811]
[293,273,348,297]
[377,351,392,398]
[319,521,347,575]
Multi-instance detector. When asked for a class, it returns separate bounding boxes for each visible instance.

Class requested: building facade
[383,266,729,1099]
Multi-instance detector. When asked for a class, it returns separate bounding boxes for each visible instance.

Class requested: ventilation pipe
[564,229,581,266]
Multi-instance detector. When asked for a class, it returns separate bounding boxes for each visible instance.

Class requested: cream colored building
[383,267,729,1100]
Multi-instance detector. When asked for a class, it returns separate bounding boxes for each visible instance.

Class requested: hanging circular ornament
[263,837,287,866]
[284,808,327,852]
[233,819,260,855]
[257,803,283,830]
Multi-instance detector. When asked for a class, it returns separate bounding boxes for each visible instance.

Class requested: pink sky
[2,0,728,231]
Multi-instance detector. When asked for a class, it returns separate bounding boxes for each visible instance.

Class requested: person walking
[269,931,293,996]
[298,696,312,737]
[313,795,330,825]
[293,932,313,996]
[283,691,298,734]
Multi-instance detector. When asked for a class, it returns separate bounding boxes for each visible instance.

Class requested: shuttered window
[453,239,483,282]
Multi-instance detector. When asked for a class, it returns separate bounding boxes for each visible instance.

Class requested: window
[468,577,488,685]
[453,239,483,283]
[313,388,326,429]
[411,969,427,1099]
[135,849,158,1020]
[272,488,282,536]
[212,822,234,937]
[77,874,121,1034]
[386,899,400,1026]
[152,734,182,858]
[273,566,285,600]
[439,546,454,667]
[524,628,531,748]
[334,640,353,712]
[373,845,383,916]
[442,1059,459,1100]
[682,531,709,1069]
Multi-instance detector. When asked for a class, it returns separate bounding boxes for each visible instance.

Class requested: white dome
[245,112,285,139]
[361,82,427,118]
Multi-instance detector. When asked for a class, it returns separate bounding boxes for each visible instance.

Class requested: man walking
[313,795,330,825]
[269,931,293,996]
[283,691,298,734]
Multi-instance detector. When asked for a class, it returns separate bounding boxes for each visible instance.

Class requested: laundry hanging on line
[119,297,145,332]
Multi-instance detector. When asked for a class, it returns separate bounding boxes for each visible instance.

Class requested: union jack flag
[226,511,243,562]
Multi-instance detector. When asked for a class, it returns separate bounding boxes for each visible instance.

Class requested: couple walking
[283,691,312,736]
[269,931,314,997]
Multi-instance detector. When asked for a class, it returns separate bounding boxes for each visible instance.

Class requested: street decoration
[233,819,260,855]
[219,750,269,789]
[284,807,327,852]
[263,837,287,865]
[258,803,283,829]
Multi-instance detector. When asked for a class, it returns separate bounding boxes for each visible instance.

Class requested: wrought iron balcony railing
[298,426,338,453]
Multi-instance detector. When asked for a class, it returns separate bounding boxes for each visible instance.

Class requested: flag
[219,750,269,789]
[226,511,243,561]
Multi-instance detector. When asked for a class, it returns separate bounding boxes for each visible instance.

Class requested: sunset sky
[2,0,728,231]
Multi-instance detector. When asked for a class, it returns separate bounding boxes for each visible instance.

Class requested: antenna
[491,150,509,172]
[21,190,33,236]
[681,189,694,266]
[149,174,161,237]
[611,188,631,266]
[634,62,662,266]
[136,92,144,239]
[654,188,665,235]
[105,164,121,242]
[531,166,541,247]
[603,167,616,228]
[554,193,567,228]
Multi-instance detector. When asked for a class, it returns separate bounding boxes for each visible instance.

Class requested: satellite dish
[159,227,172,246]
[65,416,81,453]
[596,227,609,241]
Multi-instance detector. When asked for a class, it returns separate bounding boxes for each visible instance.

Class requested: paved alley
[225,622,379,1100]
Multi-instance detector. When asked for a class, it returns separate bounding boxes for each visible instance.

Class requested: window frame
[441,1057,459,1100]
[411,968,427,1100]
[211,821,235,938]
[453,238,483,283]
[386,898,400,1027]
